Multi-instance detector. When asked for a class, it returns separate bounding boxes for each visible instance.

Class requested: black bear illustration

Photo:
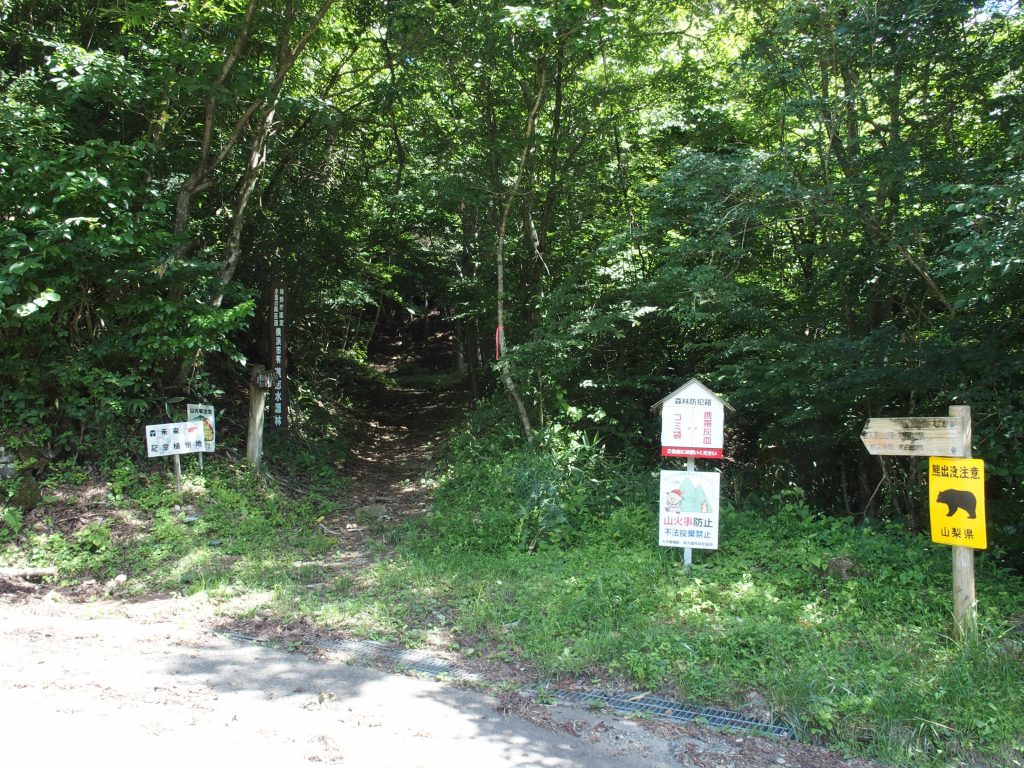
[937,488,977,519]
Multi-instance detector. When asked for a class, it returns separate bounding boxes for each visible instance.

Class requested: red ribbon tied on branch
[495,325,504,360]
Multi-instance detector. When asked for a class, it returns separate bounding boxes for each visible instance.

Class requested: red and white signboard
[655,379,729,459]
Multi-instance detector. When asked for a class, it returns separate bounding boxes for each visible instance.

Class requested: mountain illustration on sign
[665,478,711,516]
[937,488,977,519]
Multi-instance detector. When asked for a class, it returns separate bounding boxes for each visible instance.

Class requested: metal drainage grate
[217,631,791,739]
[315,638,478,681]
[553,689,794,740]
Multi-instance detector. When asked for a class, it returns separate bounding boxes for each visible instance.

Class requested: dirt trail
[297,333,469,577]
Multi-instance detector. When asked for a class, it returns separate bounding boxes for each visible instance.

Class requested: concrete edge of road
[216,629,796,741]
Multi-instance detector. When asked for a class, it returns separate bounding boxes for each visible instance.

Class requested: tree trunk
[213,103,276,308]
[168,0,336,291]
[494,67,547,445]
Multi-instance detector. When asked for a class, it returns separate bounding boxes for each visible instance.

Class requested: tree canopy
[2,0,1022,561]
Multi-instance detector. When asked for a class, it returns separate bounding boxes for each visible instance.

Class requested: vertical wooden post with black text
[270,283,288,430]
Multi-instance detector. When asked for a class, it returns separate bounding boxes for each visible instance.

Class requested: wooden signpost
[245,282,288,473]
[860,416,968,457]
[653,380,732,569]
[247,364,275,472]
[270,283,288,430]
[860,405,984,639]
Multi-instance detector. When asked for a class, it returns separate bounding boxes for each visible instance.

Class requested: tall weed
[426,419,646,552]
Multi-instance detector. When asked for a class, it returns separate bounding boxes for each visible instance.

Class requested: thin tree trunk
[380,26,406,195]
[170,0,335,282]
[495,68,546,444]
[168,0,260,268]
[538,50,563,254]
[213,104,276,307]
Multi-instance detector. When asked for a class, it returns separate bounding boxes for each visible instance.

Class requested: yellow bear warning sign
[928,457,986,550]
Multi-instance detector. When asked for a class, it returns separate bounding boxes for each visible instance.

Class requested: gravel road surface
[1,593,686,767]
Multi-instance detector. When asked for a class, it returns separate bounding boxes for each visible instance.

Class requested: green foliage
[1,505,23,540]
[500,3,1024,569]
[237,396,998,766]
[3,387,1022,764]
[0,42,253,455]
[2,0,1024,759]
[3,456,337,586]
[395,427,1024,765]
[424,403,646,552]
[3,0,1023,575]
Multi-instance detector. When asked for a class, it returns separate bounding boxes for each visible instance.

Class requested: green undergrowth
[380,412,1024,767]
[0,453,339,596]
[2,402,1022,767]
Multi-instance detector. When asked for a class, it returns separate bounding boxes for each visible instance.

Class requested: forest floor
[0,333,883,768]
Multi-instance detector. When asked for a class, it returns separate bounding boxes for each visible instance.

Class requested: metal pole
[683,457,696,569]
[949,405,976,640]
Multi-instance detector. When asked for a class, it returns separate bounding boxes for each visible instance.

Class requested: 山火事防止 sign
[653,379,731,459]
[186,403,216,452]
[145,421,208,458]
[659,469,720,549]
[929,457,986,549]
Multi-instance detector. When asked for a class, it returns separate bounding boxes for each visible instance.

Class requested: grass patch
[2,449,338,594]
[3,406,1022,767]
[382,528,1023,766]
[375,419,1024,767]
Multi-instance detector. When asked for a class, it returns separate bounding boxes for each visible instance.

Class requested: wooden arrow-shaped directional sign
[860,415,969,457]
